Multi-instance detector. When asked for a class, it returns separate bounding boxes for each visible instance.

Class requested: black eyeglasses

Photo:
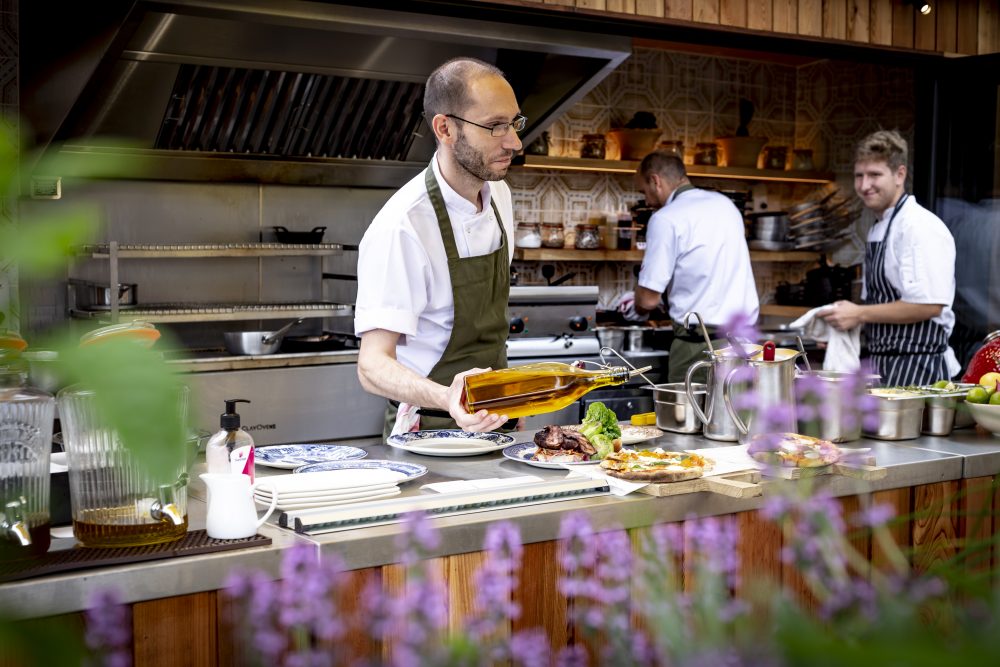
[446,113,527,137]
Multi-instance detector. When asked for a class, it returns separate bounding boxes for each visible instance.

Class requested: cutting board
[636,470,762,499]
[763,455,886,481]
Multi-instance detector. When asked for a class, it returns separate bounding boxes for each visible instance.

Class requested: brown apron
[383,166,510,437]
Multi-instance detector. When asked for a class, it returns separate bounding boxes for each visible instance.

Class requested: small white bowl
[966,403,1000,436]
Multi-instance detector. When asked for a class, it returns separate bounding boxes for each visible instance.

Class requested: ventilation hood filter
[26,0,631,187]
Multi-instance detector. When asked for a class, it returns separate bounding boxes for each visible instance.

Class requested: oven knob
[569,316,589,332]
[509,317,525,334]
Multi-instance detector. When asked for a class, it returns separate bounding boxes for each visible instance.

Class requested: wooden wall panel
[694,0,721,23]
[636,0,666,17]
[871,487,912,573]
[340,568,382,662]
[576,0,608,10]
[891,0,914,48]
[848,0,870,42]
[959,477,996,576]
[380,563,405,665]
[721,0,749,27]
[956,0,979,54]
[798,0,823,36]
[979,0,1000,55]
[870,0,893,44]
[735,509,782,611]
[606,0,638,12]
[513,540,569,649]
[446,551,488,635]
[665,0,694,19]
[912,481,960,575]
[823,0,848,40]
[839,496,872,579]
[542,0,576,6]
[772,0,800,32]
[914,9,936,50]
[747,0,774,30]
[133,592,217,667]
[935,0,958,52]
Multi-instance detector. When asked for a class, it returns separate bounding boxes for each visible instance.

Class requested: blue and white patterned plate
[386,429,514,457]
[255,444,368,470]
[293,459,428,482]
[501,442,602,470]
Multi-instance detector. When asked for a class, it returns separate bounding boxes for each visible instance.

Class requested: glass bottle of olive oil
[463,362,649,419]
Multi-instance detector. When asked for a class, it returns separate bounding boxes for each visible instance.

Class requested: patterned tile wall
[0,0,16,331]
[509,46,915,313]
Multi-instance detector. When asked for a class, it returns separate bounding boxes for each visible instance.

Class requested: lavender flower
[224,569,286,662]
[85,587,132,667]
[723,311,761,350]
[469,521,523,640]
[508,628,551,667]
[853,503,896,529]
[554,644,588,667]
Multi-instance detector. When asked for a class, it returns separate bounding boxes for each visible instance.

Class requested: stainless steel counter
[2,427,996,620]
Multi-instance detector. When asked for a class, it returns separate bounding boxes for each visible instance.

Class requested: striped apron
[863,194,950,386]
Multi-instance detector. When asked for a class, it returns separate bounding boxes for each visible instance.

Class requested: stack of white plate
[254,461,426,511]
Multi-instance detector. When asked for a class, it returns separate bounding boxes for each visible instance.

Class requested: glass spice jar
[658,140,684,159]
[514,222,542,249]
[792,149,814,171]
[763,146,788,170]
[580,134,607,160]
[574,224,601,250]
[540,223,565,248]
[694,142,718,166]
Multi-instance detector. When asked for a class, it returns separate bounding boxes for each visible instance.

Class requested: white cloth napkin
[390,402,421,436]
[790,304,862,372]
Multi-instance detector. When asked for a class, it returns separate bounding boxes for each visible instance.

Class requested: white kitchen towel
[390,402,421,437]
[790,304,862,371]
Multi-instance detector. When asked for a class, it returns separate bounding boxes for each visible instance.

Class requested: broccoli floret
[581,401,621,440]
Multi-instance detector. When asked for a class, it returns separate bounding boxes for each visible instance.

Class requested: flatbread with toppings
[600,448,713,483]
[748,433,841,468]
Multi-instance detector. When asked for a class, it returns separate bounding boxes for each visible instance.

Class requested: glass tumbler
[57,385,190,548]
[0,364,55,560]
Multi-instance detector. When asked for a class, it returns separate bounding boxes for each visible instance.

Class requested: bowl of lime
[966,402,1000,436]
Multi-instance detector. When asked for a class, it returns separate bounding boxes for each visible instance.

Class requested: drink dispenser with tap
[57,385,190,548]
[0,350,55,560]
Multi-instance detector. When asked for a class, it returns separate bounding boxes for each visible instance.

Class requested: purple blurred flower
[85,587,132,667]
[555,644,588,667]
[650,521,684,558]
[396,510,440,566]
[686,516,741,589]
[723,311,761,349]
[853,503,896,529]
[469,521,523,640]
[509,628,551,667]
[761,493,794,521]
[224,569,286,662]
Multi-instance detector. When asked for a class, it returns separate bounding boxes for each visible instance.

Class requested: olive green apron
[383,166,510,437]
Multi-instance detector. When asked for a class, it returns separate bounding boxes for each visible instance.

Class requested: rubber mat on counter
[0,530,271,583]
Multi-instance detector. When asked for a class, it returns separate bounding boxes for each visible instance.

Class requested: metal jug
[0,358,55,560]
[57,384,190,548]
[723,345,804,444]
[685,347,747,441]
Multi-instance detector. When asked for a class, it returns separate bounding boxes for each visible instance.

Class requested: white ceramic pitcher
[200,473,277,540]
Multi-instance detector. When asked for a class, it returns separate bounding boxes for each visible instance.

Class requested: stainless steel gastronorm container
[863,396,925,440]
[922,396,959,436]
[644,382,706,434]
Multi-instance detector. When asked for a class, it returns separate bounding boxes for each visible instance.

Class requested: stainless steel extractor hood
[25,0,630,187]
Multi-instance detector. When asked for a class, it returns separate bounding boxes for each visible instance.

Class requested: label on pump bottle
[230,445,255,482]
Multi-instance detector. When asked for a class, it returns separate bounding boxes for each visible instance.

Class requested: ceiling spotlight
[905,0,932,15]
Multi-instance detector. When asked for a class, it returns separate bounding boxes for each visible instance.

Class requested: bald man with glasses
[355,57,523,437]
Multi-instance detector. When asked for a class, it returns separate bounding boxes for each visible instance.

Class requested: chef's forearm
[634,285,662,312]
[357,331,449,409]
[857,300,944,325]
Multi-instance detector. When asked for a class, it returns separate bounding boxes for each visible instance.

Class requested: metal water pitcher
[723,345,804,445]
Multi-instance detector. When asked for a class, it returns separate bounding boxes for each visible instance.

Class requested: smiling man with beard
[355,57,523,437]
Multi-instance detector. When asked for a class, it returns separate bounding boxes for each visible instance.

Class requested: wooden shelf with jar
[759,304,812,318]
[511,155,834,184]
[513,248,820,263]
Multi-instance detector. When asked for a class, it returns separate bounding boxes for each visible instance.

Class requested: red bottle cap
[762,340,776,362]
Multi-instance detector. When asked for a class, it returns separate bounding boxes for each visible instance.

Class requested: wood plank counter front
[1,430,998,666]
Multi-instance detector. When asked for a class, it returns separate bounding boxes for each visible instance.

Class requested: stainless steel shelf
[69,303,353,324]
[79,243,354,258]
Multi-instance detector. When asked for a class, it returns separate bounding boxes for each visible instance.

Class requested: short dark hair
[638,151,687,182]
[424,57,507,123]
[855,130,908,171]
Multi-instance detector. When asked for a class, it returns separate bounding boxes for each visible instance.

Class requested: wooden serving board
[637,470,762,499]
[764,456,887,481]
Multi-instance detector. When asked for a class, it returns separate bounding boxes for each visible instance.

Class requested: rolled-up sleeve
[638,214,677,293]
[354,219,429,337]
[895,217,956,306]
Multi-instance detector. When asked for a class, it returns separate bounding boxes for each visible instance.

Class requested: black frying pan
[280,331,359,353]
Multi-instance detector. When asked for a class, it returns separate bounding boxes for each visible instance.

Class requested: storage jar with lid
[540,223,565,248]
[58,384,191,548]
[694,142,718,166]
[763,146,788,170]
[658,140,684,159]
[515,222,542,249]
[580,134,606,159]
[0,349,54,560]
[792,149,814,170]
[574,224,601,250]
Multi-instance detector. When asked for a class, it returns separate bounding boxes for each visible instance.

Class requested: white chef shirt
[354,154,515,377]
[638,187,759,326]
[860,195,960,375]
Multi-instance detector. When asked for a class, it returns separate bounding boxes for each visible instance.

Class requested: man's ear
[431,114,457,145]
[895,164,907,183]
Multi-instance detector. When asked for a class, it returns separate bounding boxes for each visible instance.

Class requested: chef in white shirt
[354,57,522,436]
[820,130,959,385]
[632,152,759,382]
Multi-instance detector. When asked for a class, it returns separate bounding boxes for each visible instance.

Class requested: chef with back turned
[820,130,959,385]
[354,57,523,437]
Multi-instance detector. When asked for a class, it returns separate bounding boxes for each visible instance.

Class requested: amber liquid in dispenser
[73,507,188,548]
[0,520,51,561]
[464,362,634,419]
